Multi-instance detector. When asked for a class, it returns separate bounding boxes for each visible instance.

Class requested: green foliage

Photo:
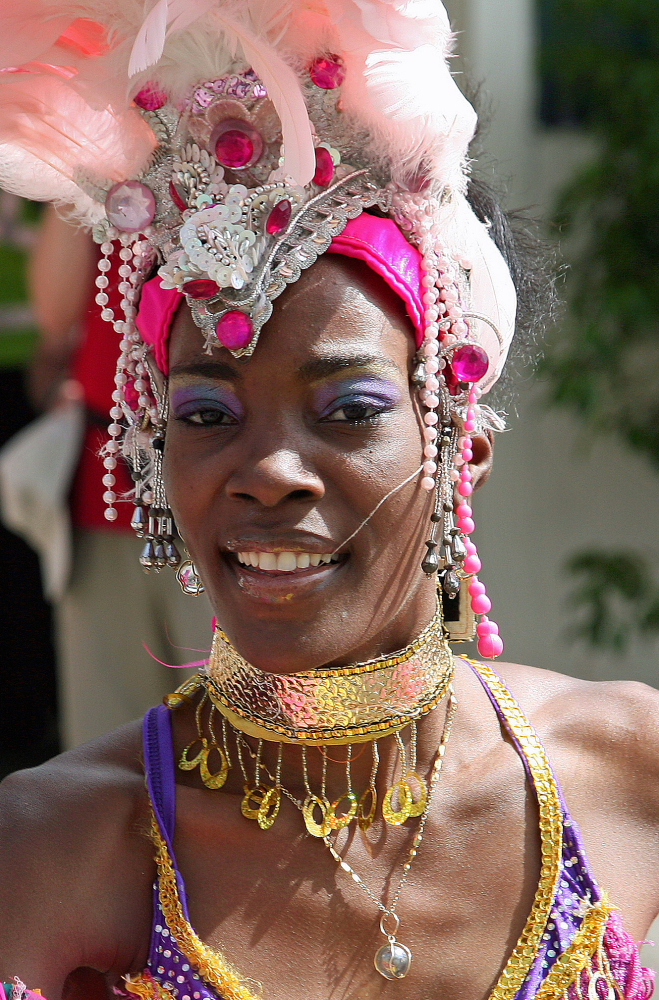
[538,1,659,652]
[539,0,659,469]
[565,552,659,652]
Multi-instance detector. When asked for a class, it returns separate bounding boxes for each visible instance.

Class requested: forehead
[168,255,417,374]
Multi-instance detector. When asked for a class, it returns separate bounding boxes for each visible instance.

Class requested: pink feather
[0,71,157,190]
[0,1,74,70]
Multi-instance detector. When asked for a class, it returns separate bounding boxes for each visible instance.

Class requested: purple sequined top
[118,665,655,1000]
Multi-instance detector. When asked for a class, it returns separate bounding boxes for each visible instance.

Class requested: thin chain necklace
[325,686,457,980]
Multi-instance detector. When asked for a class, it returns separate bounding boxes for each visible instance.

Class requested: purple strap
[143,705,177,852]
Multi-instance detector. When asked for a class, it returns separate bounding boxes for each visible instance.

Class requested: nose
[225,445,325,508]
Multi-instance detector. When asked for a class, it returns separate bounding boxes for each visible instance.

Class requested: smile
[235,551,341,572]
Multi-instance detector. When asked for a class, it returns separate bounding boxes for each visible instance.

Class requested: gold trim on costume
[203,611,454,745]
[123,973,177,999]
[465,659,565,1000]
[535,898,618,1000]
[148,812,262,1000]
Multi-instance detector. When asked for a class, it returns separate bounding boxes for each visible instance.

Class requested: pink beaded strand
[454,388,504,659]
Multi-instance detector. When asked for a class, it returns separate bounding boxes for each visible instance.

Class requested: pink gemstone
[266,199,292,235]
[216,310,254,351]
[134,83,168,110]
[309,55,346,89]
[105,180,156,233]
[169,179,187,212]
[183,279,220,299]
[213,119,263,169]
[313,146,335,187]
[451,344,489,383]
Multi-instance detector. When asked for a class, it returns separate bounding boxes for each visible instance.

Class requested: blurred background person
[25,205,212,749]
[0,192,57,778]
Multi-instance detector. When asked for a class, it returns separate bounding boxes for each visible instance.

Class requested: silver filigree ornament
[116,71,389,358]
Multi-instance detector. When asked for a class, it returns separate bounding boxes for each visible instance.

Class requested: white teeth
[235,550,340,572]
[276,552,297,572]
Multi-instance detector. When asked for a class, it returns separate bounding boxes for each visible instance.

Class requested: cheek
[162,426,215,538]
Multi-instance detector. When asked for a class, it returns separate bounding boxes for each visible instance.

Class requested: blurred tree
[538,0,659,651]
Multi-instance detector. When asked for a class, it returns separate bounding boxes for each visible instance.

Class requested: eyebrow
[168,359,242,382]
[297,354,402,381]
[168,353,403,384]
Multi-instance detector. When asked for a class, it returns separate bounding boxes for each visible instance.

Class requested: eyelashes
[170,380,402,429]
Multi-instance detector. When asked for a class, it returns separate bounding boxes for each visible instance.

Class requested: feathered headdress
[0,0,515,656]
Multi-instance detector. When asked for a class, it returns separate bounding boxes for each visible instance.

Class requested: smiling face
[164,254,439,673]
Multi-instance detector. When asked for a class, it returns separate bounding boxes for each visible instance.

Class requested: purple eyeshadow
[315,377,403,413]
[171,384,243,419]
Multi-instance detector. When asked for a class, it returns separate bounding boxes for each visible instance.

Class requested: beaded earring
[402,194,504,660]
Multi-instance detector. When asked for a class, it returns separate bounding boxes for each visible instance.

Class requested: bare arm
[26,206,97,411]
[28,205,97,344]
[0,728,154,999]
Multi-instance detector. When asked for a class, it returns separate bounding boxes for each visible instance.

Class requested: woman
[1,2,659,999]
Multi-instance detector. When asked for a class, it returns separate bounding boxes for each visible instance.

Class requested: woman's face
[164,256,441,673]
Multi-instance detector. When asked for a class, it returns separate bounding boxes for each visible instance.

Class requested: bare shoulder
[492,659,659,817]
[0,720,154,988]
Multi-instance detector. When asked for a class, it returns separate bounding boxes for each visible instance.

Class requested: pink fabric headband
[136,213,424,375]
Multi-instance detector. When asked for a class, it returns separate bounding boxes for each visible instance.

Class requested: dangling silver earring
[129,386,182,574]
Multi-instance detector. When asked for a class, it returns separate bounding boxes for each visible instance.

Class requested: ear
[470,430,494,491]
[144,347,166,397]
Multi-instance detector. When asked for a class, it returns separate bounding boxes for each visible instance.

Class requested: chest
[172,760,544,1000]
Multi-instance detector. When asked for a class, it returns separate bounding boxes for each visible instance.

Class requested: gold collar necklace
[198,607,454,746]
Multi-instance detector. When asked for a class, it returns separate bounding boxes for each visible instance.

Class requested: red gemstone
[216,311,254,351]
[169,179,187,212]
[213,119,263,170]
[134,83,168,110]
[313,147,335,187]
[265,199,292,235]
[183,279,220,299]
[309,55,346,89]
[452,344,489,383]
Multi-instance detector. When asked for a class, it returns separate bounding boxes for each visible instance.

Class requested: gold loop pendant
[358,787,378,831]
[328,791,359,830]
[303,794,332,837]
[199,743,229,790]
[241,783,270,820]
[257,787,282,830]
[382,780,413,825]
[405,771,428,818]
[179,738,205,771]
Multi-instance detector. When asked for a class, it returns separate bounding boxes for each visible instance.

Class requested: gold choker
[200,610,454,745]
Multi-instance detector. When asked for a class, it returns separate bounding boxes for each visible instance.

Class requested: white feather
[351,0,451,48]
[439,196,517,385]
[128,0,170,77]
